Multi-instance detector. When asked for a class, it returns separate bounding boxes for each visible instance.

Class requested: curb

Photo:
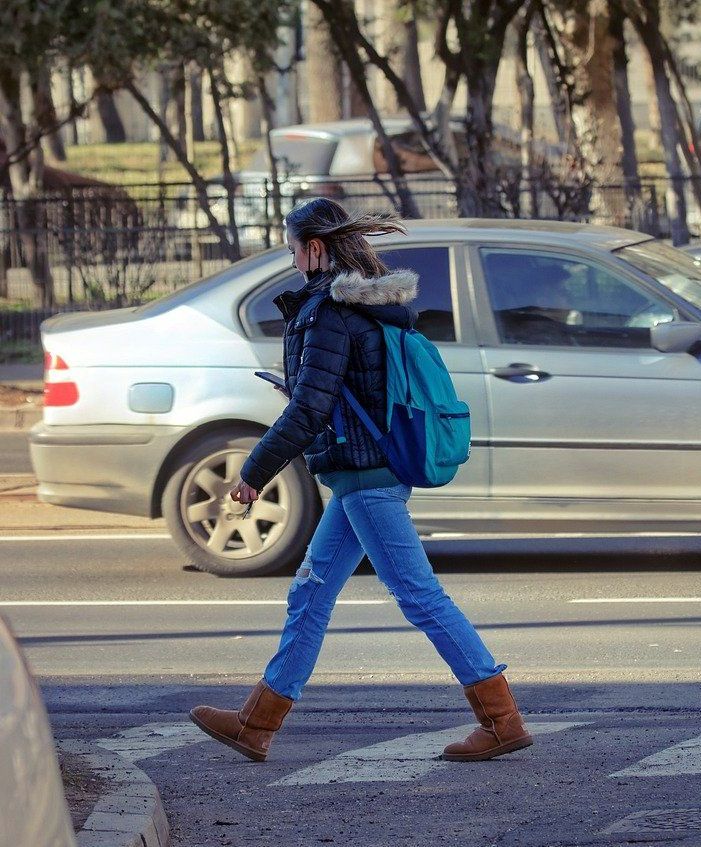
[0,473,37,500]
[58,740,170,847]
[0,405,42,430]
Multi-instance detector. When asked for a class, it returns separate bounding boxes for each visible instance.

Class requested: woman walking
[189,198,532,763]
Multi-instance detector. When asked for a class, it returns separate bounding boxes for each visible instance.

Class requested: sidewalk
[0,493,166,532]
[0,364,43,430]
[58,741,170,847]
[59,744,170,847]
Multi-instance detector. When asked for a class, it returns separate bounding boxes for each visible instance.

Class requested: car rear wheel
[162,430,321,576]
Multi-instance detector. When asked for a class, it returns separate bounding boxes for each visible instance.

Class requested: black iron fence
[0,174,697,364]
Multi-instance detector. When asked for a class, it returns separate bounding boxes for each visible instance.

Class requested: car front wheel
[162,430,321,576]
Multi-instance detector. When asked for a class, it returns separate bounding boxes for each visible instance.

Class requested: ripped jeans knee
[289,557,325,594]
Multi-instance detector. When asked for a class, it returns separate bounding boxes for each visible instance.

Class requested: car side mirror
[650,321,701,353]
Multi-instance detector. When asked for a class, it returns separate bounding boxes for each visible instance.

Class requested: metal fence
[0,174,696,364]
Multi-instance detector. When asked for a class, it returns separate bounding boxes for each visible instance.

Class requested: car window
[480,248,675,348]
[377,246,456,341]
[245,246,456,341]
[245,271,299,337]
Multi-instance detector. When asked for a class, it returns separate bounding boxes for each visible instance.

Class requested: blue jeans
[263,483,506,700]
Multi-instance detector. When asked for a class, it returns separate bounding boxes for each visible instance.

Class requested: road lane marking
[270,720,589,786]
[0,533,173,542]
[570,598,701,603]
[0,599,389,607]
[610,734,701,777]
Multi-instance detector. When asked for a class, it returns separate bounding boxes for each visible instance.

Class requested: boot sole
[441,734,534,762]
[188,709,267,762]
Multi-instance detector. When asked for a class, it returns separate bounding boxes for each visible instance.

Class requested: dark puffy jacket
[240,267,419,491]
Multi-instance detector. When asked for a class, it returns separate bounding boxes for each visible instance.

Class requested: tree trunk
[659,35,701,217]
[62,63,79,145]
[452,2,526,217]
[0,69,54,307]
[532,4,585,166]
[514,2,537,217]
[190,66,205,142]
[157,66,170,173]
[184,62,196,163]
[550,2,625,224]
[95,88,126,143]
[532,8,568,148]
[209,68,241,259]
[35,63,66,162]
[312,0,422,218]
[304,3,343,122]
[629,5,689,244]
[608,3,648,231]
[609,7,639,187]
[126,79,239,261]
[642,45,662,151]
[169,63,187,154]
[257,73,284,246]
[463,59,502,216]
[400,1,426,112]
[312,1,460,206]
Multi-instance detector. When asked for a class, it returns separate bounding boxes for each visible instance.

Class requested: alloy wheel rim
[180,448,290,560]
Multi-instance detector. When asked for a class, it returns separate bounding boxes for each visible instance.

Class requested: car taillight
[44,352,69,371]
[44,382,79,406]
[44,351,79,407]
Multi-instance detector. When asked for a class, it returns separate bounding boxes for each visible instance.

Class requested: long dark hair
[284,197,407,277]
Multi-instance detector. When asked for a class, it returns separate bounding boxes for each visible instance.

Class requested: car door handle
[490,363,551,382]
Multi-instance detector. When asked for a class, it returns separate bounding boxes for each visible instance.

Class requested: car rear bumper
[28,422,185,517]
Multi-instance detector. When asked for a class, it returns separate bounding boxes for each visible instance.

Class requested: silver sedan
[30,221,701,575]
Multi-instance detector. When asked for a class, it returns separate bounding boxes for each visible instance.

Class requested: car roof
[271,118,424,140]
[400,219,653,252]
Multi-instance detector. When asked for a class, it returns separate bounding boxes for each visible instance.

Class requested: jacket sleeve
[240,305,351,491]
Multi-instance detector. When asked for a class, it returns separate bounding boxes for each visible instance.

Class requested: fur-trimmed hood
[329,268,418,307]
[274,267,419,329]
[329,267,419,330]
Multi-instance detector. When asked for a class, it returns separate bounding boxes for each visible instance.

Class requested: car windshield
[616,240,701,311]
[248,135,338,175]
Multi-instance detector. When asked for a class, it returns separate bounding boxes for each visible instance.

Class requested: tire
[162,430,322,577]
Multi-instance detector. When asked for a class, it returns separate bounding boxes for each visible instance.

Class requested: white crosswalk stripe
[269,720,589,786]
[97,722,205,762]
[610,733,701,777]
[93,716,701,786]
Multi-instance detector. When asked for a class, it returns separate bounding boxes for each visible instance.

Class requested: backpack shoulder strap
[339,385,384,441]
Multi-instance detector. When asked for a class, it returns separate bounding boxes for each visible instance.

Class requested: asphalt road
[1,535,700,681]
[2,533,700,846]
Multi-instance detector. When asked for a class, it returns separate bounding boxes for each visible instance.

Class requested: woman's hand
[230,479,259,504]
[274,384,290,399]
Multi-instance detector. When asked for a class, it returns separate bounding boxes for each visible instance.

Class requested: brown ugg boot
[441,673,533,761]
[189,679,293,762]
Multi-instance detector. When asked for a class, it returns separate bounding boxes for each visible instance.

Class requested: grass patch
[63,139,262,186]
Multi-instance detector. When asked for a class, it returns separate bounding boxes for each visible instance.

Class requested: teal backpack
[331,324,471,487]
